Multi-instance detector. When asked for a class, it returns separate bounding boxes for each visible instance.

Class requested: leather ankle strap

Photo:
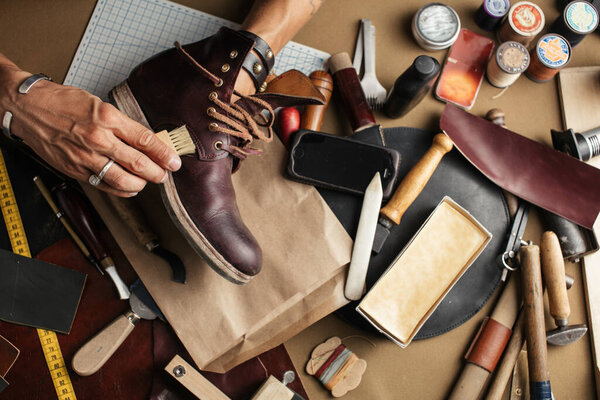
[238,30,274,92]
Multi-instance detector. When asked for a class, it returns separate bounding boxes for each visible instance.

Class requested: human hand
[0,63,181,197]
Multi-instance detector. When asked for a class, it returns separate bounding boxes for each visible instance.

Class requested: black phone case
[286,130,401,200]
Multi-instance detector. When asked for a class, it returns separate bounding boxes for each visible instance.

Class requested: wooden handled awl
[541,231,587,345]
[371,133,453,253]
[300,70,333,131]
[53,183,130,300]
[520,244,553,400]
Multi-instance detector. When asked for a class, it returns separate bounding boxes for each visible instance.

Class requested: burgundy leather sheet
[440,105,600,230]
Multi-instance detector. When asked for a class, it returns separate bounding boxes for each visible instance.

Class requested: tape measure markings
[0,149,77,399]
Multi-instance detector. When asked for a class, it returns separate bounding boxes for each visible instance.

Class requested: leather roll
[331,67,376,131]
[465,317,512,372]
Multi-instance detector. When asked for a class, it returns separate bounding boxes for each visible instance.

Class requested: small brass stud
[253,62,263,74]
[259,82,268,92]
[221,64,230,73]
[214,140,223,150]
[207,107,216,115]
[209,122,219,131]
[209,92,218,101]
[266,50,273,60]
[229,50,238,59]
[214,79,223,87]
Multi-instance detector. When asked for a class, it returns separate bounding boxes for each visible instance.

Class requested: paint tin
[412,3,461,51]
[525,34,571,82]
[475,0,511,31]
[497,1,545,47]
[486,41,530,88]
[550,1,599,47]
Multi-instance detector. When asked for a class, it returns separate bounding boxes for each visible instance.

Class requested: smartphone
[435,29,494,110]
[286,130,401,200]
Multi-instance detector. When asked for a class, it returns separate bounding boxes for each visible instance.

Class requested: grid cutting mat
[64,0,330,99]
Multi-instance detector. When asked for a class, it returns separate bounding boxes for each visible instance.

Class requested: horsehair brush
[155,126,196,156]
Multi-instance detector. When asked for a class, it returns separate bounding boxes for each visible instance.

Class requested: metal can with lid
[412,3,461,51]
[486,41,530,88]
[525,34,571,82]
[475,0,511,31]
[550,1,599,47]
[497,1,545,47]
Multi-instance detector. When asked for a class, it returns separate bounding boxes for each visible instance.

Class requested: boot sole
[109,81,251,285]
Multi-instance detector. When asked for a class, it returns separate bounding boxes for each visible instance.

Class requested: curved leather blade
[440,104,600,230]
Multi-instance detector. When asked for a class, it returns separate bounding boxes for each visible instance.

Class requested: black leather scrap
[323,127,510,339]
[0,248,86,334]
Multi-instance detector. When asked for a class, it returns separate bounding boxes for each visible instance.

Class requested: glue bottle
[383,55,440,119]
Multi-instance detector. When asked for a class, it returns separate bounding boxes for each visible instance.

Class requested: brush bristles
[155,126,196,156]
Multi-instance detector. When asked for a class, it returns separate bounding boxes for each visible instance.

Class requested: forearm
[241,0,325,55]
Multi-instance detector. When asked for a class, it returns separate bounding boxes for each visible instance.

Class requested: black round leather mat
[320,127,511,339]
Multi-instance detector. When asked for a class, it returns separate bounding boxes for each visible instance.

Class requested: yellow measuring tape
[0,149,77,400]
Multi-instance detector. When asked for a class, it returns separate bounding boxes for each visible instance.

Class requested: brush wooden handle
[380,133,453,225]
[520,244,552,399]
[106,194,157,250]
[301,70,333,131]
[329,52,376,132]
[541,231,570,326]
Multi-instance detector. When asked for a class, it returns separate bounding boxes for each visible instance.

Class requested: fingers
[109,139,168,185]
[109,110,182,172]
[89,156,148,194]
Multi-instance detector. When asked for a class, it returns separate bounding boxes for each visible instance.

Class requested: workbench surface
[0,0,597,399]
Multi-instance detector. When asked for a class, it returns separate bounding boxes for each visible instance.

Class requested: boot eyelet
[209,122,219,131]
[214,140,223,150]
[207,107,216,115]
[221,64,230,73]
[229,50,238,59]
[214,79,223,88]
[209,92,218,101]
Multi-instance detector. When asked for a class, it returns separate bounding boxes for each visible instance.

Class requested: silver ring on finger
[89,159,115,186]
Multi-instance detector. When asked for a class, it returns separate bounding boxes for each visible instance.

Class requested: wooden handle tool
[448,273,520,400]
[53,183,130,299]
[380,133,453,225]
[541,231,587,345]
[541,231,569,327]
[520,244,553,400]
[300,70,333,131]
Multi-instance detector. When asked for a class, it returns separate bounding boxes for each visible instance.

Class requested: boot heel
[109,81,152,129]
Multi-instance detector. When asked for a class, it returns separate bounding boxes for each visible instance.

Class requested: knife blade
[440,104,600,230]
[71,279,163,376]
[345,173,383,301]
[371,133,454,253]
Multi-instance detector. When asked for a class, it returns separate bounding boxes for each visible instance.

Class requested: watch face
[417,4,459,44]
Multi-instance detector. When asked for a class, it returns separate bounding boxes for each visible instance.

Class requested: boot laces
[176,42,274,159]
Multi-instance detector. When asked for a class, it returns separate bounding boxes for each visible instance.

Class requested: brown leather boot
[110,27,324,284]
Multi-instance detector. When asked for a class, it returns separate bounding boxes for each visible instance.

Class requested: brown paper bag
[84,137,352,373]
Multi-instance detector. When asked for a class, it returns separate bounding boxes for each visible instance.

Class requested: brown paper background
[0,0,597,398]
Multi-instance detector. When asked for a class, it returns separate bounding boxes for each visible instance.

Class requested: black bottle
[383,55,440,119]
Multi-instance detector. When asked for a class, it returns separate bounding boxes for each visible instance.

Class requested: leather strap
[465,317,512,372]
[238,30,275,72]
[242,51,269,92]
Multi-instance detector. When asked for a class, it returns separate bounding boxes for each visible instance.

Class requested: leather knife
[72,279,164,376]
